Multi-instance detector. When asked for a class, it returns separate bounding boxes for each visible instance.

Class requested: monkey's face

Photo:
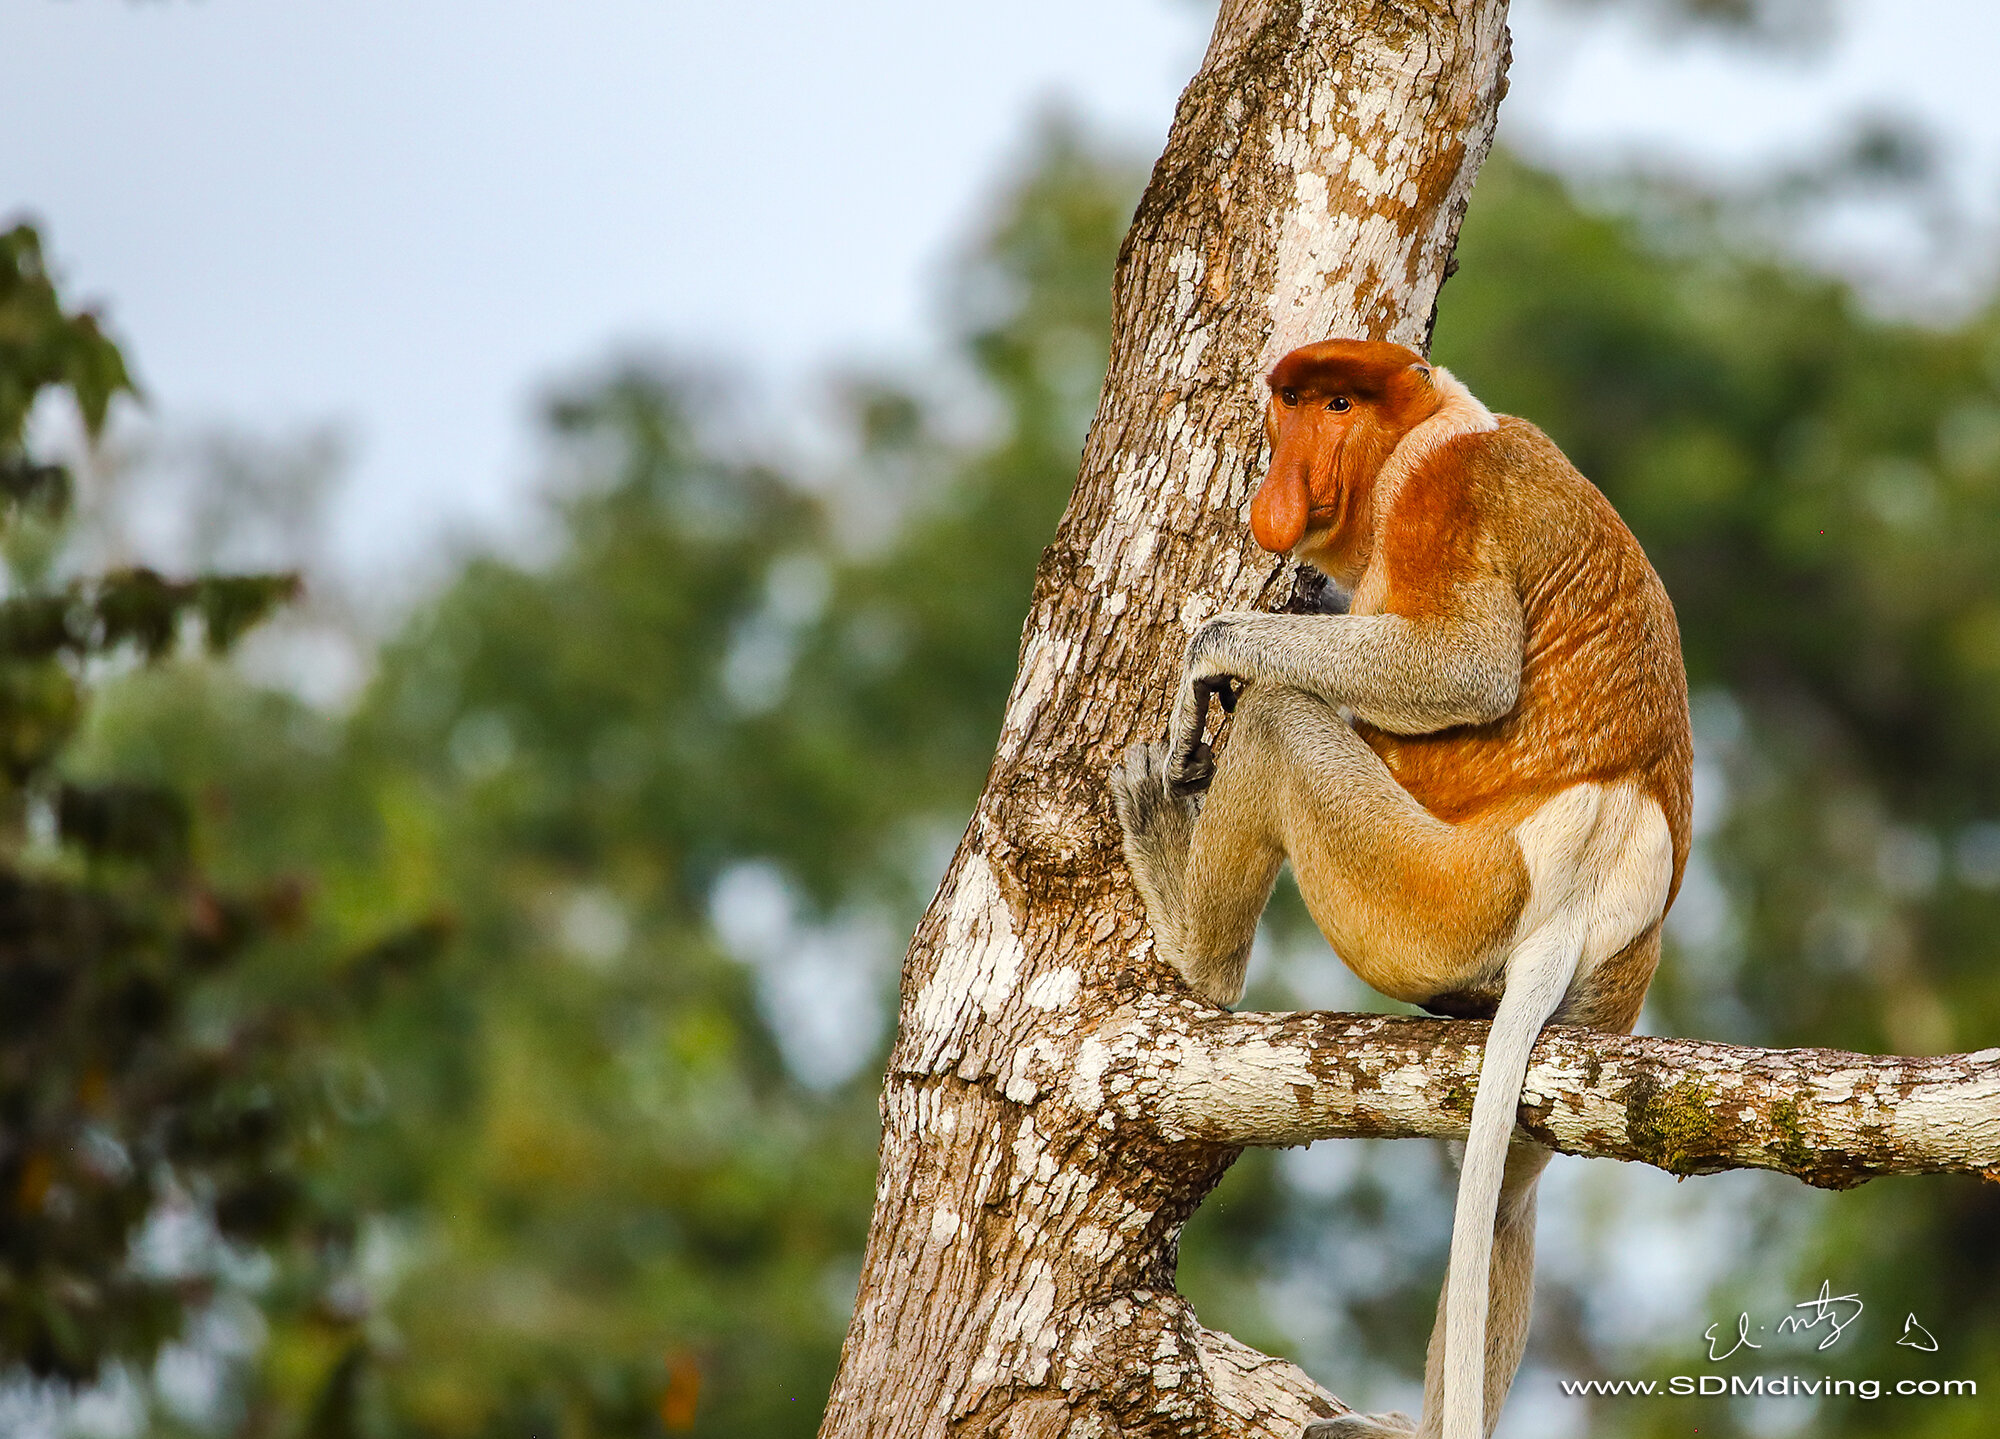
[1254,340,1439,568]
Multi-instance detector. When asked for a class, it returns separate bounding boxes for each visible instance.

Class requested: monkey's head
[1255,339,1441,571]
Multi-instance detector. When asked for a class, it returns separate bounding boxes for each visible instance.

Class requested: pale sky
[4,0,1998,594]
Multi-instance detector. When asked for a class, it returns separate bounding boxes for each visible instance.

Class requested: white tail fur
[1440,781,1674,1438]
[1439,920,1583,1439]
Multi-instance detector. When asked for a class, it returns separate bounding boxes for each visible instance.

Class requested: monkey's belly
[1327,776,1674,1027]
[1358,724,1608,827]
[1416,984,1502,1020]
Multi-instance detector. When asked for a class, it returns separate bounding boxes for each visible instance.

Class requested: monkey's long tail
[1439,922,1582,1439]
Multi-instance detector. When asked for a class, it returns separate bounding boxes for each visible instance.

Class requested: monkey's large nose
[1250,456,1310,553]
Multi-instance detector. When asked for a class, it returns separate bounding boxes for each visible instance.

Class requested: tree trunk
[817,2,2000,1432]
[820,3,1511,1435]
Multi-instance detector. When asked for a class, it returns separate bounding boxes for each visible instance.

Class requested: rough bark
[821,3,1511,1436]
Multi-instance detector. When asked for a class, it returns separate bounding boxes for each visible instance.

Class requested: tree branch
[1134,1008,2000,1188]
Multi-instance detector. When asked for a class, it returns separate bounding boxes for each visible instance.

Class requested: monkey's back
[1354,418,1693,890]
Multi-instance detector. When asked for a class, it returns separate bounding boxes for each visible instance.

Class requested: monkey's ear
[1409,363,1434,384]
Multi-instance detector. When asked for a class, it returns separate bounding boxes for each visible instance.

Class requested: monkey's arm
[1166,583,1521,792]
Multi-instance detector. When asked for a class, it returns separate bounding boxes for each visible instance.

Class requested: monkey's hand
[1166,675,1240,794]
[1166,614,1254,794]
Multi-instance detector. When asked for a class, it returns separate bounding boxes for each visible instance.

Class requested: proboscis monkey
[1109,339,1692,1439]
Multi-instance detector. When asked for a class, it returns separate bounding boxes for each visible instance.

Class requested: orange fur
[1255,346,1693,909]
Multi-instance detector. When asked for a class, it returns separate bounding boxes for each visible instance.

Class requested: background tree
[0,223,333,1410]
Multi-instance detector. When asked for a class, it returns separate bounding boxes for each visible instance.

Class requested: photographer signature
[1703,1284,1940,1360]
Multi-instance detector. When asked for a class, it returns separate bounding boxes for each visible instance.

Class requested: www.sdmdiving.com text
[1561,1375,1977,1400]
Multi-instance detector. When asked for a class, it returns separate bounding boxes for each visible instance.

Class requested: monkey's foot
[1302,1412,1416,1439]
[1109,741,1198,965]
[1110,741,1197,869]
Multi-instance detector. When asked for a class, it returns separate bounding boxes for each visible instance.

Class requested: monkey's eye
[1279,387,1299,407]
[1329,396,1351,412]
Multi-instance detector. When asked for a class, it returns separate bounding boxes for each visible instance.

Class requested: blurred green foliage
[24,103,2000,1439]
